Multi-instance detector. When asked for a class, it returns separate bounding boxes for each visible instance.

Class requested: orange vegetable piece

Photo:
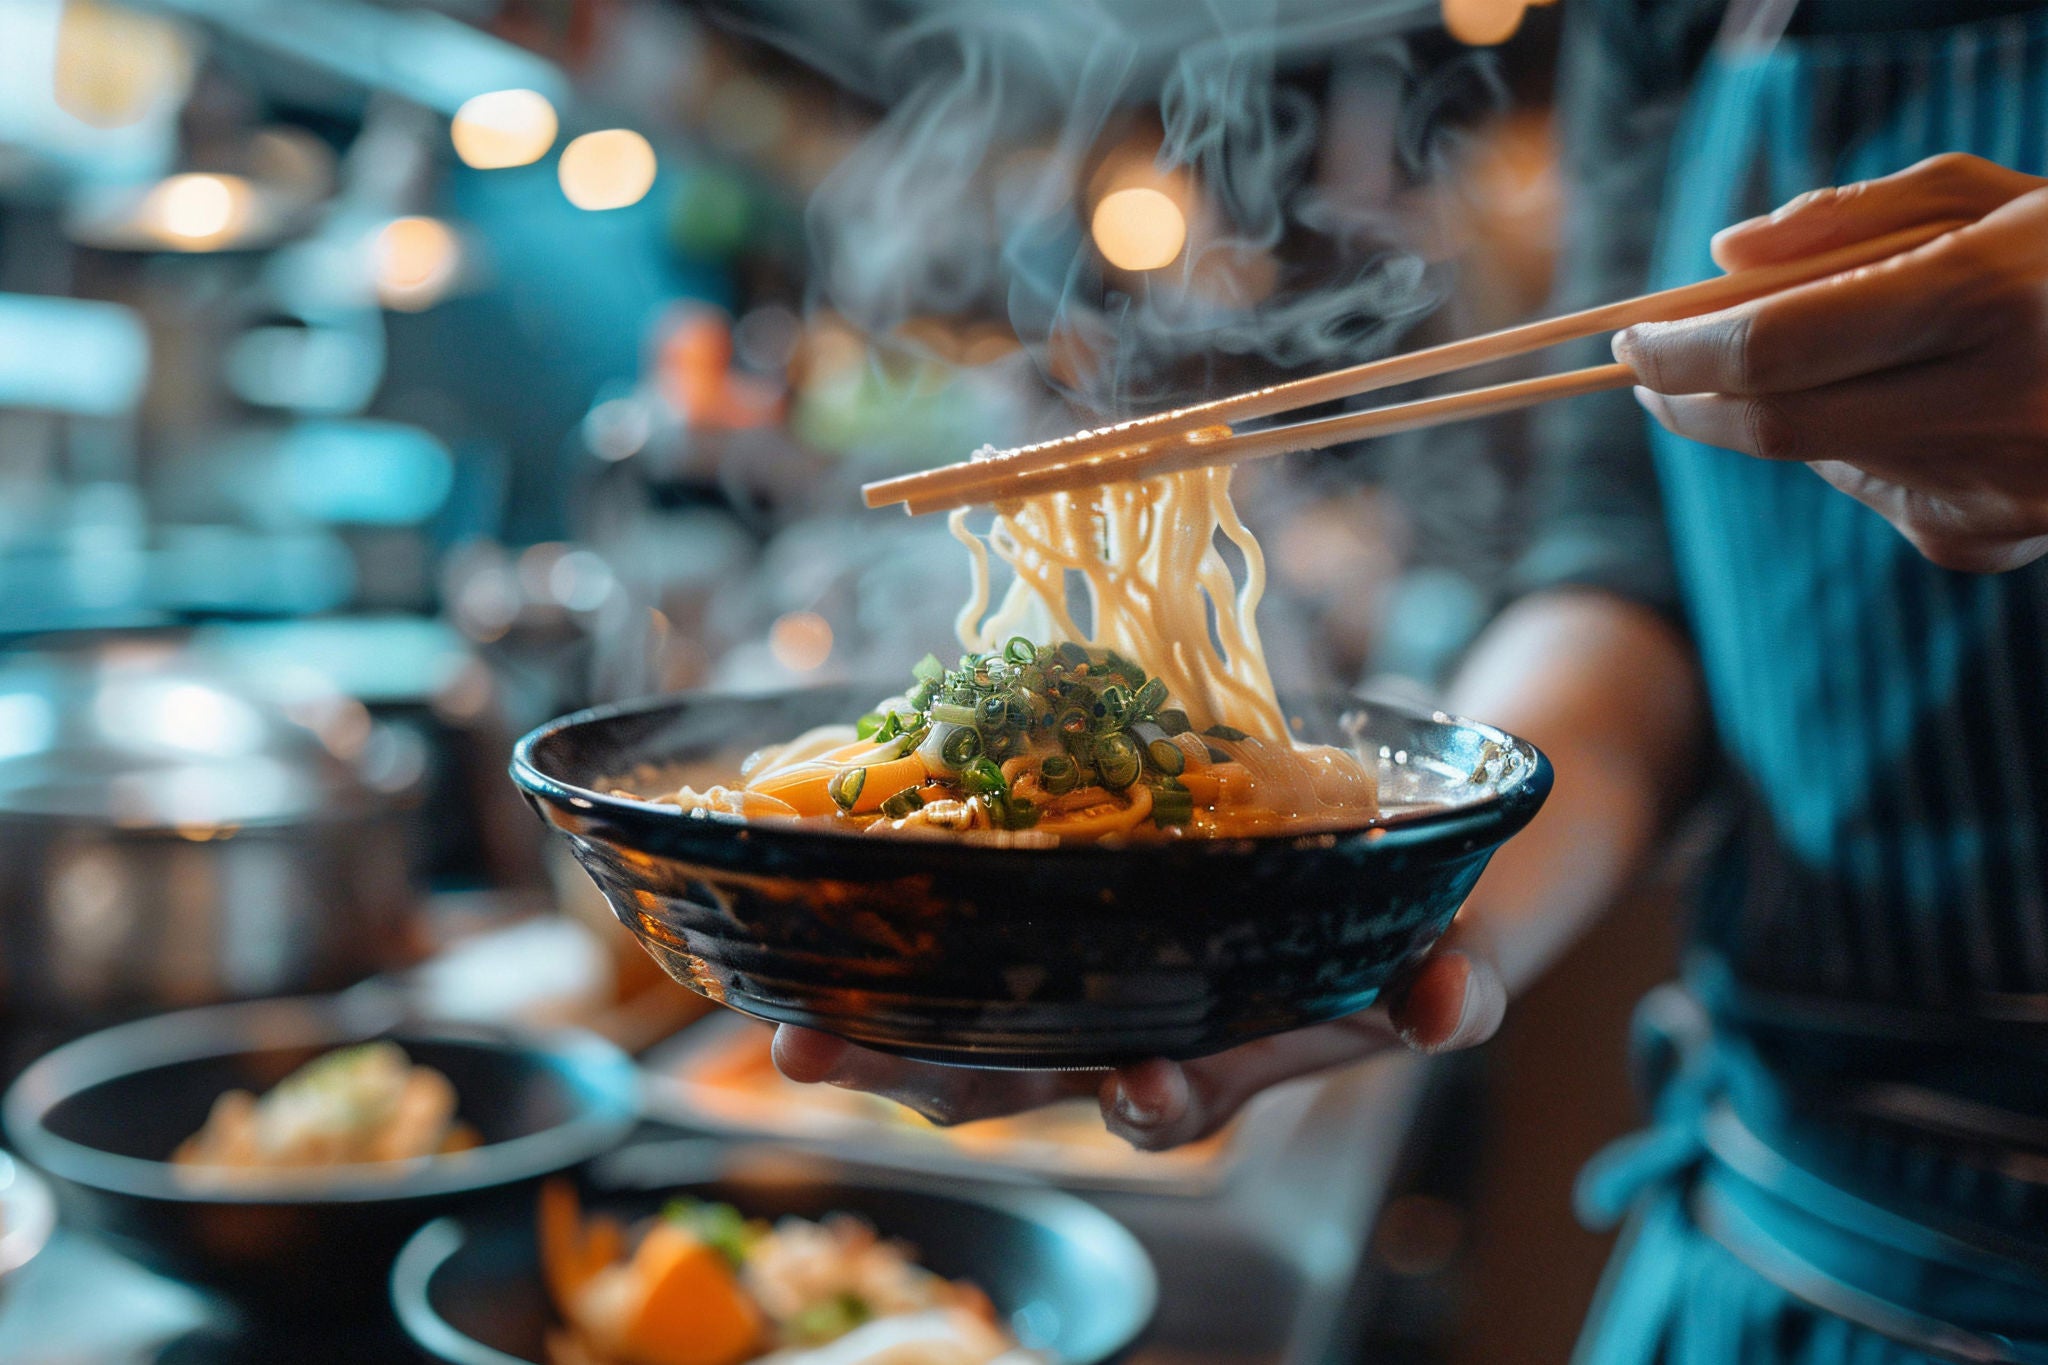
[613,1223,762,1365]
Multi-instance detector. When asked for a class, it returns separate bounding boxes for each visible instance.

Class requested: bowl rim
[1,992,641,1205]
[0,1150,57,1280]
[391,1139,1159,1365]
[511,686,1551,859]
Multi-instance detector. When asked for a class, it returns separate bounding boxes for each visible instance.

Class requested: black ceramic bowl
[514,687,1551,1069]
[393,1140,1155,1364]
[1,992,639,1315]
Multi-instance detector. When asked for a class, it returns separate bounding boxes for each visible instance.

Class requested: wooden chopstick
[901,363,1636,514]
[866,217,1966,514]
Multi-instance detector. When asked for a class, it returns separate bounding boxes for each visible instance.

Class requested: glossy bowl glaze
[392,1140,1155,1365]
[513,687,1551,1069]
[2,993,639,1316]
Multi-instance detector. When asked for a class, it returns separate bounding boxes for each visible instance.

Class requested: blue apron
[1573,9,2048,1363]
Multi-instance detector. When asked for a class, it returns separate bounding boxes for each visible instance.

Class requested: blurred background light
[1090,185,1186,271]
[449,88,558,170]
[767,610,832,673]
[140,172,248,248]
[374,215,461,312]
[52,0,193,131]
[0,293,147,416]
[1441,0,1531,46]
[558,128,656,211]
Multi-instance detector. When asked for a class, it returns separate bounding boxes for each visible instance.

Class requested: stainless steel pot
[0,635,423,1027]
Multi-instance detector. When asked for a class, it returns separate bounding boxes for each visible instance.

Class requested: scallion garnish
[976,694,1009,732]
[929,701,978,728]
[1093,732,1142,790]
[1134,677,1168,716]
[1156,708,1192,736]
[855,712,883,741]
[1004,636,1035,664]
[961,756,1008,797]
[912,653,945,686]
[880,786,926,819]
[936,724,982,769]
[1204,724,1249,742]
[1039,753,1079,795]
[1131,721,1185,775]
[1150,780,1195,827]
[828,766,866,811]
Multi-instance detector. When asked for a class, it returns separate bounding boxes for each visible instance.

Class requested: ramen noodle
[644,468,1377,840]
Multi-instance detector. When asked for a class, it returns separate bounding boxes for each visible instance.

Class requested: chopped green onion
[1015,666,1047,694]
[912,653,945,686]
[870,712,903,743]
[1157,708,1192,736]
[1057,641,1090,668]
[887,725,929,759]
[961,756,1008,797]
[662,1198,756,1267]
[1135,677,1169,716]
[1093,732,1142,790]
[1204,724,1249,742]
[1095,684,1130,728]
[937,724,982,769]
[991,793,1040,830]
[1055,706,1090,737]
[929,701,978,728]
[1004,636,1036,663]
[880,786,926,819]
[828,767,866,811]
[1132,721,1185,775]
[976,694,1009,732]
[1150,781,1195,827]
[855,712,883,741]
[1039,753,1080,795]
[907,680,936,710]
[1105,650,1142,685]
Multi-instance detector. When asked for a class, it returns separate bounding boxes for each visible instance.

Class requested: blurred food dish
[394,1141,1156,1365]
[172,1040,480,1179]
[2,992,638,1314]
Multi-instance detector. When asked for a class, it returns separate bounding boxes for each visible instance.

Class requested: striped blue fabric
[1654,12,2048,1011]
[1576,9,2048,1362]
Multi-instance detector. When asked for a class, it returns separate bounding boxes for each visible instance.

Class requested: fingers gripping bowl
[512,686,1550,1069]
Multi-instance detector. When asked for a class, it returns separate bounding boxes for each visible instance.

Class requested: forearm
[1444,588,1708,994]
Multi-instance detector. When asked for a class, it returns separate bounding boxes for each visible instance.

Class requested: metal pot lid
[0,637,387,827]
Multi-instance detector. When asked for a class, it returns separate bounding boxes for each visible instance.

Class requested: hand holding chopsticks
[864,216,1965,516]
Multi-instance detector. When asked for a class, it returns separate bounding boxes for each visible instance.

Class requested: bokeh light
[450,88,558,169]
[374,216,461,311]
[141,174,249,249]
[768,611,833,673]
[1442,0,1529,46]
[559,130,658,211]
[1090,186,1186,271]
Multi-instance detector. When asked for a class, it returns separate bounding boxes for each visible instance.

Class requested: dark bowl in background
[1,992,638,1316]
[393,1139,1156,1365]
[513,686,1551,1069]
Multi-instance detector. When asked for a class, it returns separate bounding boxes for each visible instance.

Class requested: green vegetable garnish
[788,1291,873,1344]
[1150,779,1195,827]
[828,766,866,811]
[937,724,982,769]
[1004,636,1035,664]
[1132,721,1185,776]
[662,1198,759,1267]
[1039,753,1080,795]
[880,786,926,819]
[1093,732,1142,790]
[961,756,1008,797]
[1204,724,1249,742]
[855,712,883,741]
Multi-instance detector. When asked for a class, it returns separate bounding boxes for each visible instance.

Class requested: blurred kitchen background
[0,1,1680,1360]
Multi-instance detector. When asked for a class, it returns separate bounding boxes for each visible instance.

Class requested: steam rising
[728,0,1498,416]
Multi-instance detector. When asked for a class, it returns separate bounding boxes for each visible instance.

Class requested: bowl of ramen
[515,470,1550,1068]
[393,1141,1155,1365]
[2,992,638,1314]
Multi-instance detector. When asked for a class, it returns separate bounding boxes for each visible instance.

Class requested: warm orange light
[54,0,192,129]
[1090,186,1186,272]
[450,89,558,170]
[768,612,833,672]
[1442,0,1529,45]
[559,130,658,211]
[141,174,249,248]
[375,216,460,311]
